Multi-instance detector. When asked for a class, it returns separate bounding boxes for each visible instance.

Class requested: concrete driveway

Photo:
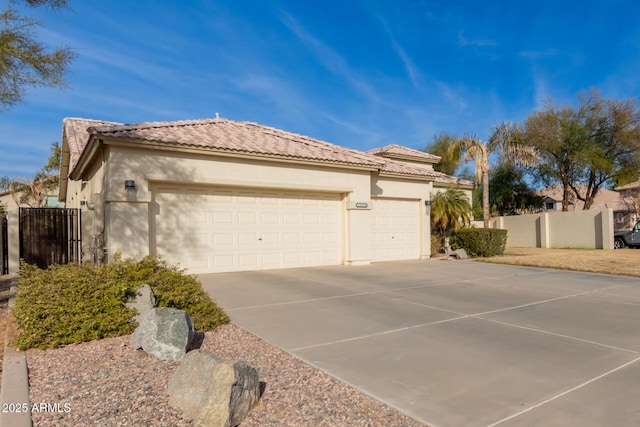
[199,260,640,427]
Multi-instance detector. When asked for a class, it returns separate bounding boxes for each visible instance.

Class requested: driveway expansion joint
[487,356,640,427]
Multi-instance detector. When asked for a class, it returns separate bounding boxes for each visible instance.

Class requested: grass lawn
[480,247,640,277]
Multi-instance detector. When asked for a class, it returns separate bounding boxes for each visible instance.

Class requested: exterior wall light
[124,180,136,191]
[425,200,431,207]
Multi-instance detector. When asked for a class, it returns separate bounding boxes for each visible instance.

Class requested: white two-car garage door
[370,198,421,261]
[152,186,343,274]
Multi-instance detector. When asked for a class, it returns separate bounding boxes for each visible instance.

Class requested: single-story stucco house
[538,184,636,231]
[60,117,472,274]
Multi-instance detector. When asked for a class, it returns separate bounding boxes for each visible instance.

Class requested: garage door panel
[211,233,233,246]
[261,253,281,266]
[284,252,302,264]
[261,212,279,224]
[186,255,208,270]
[238,233,257,245]
[323,232,339,243]
[238,212,257,224]
[153,186,343,274]
[304,213,320,224]
[213,254,233,268]
[261,232,280,245]
[323,213,339,224]
[284,232,300,243]
[371,198,420,262]
[212,211,233,224]
[238,254,259,268]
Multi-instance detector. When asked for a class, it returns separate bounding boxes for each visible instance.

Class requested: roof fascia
[377,152,439,164]
[59,133,71,202]
[378,171,435,182]
[433,181,475,190]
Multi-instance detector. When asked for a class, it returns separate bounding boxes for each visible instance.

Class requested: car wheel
[614,238,625,249]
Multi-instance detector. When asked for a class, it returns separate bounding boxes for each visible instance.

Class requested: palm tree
[431,187,472,252]
[450,122,538,228]
[2,142,61,208]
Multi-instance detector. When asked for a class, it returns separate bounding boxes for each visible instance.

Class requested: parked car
[614,220,640,249]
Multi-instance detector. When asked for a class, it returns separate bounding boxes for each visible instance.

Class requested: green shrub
[14,256,229,350]
[450,228,508,257]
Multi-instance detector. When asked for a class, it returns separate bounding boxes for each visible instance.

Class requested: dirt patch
[479,247,640,277]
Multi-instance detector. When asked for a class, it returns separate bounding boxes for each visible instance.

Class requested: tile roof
[537,184,634,211]
[85,118,386,168]
[368,144,441,163]
[432,171,475,188]
[63,118,122,170]
[63,117,467,183]
[376,157,439,179]
[614,180,640,191]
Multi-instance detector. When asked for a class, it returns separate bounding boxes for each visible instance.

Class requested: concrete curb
[0,278,32,427]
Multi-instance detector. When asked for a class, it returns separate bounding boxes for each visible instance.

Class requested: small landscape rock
[131,307,193,361]
[125,284,157,324]
[450,248,468,259]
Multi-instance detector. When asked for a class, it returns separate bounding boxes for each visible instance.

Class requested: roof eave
[59,133,71,202]
[378,171,435,182]
[69,135,102,181]
[375,152,440,165]
[433,181,475,190]
[90,135,384,172]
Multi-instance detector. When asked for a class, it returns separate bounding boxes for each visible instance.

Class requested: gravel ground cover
[26,323,426,427]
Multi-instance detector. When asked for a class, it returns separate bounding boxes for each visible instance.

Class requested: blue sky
[1,0,640,178]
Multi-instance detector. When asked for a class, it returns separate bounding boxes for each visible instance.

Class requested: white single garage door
[152,185,343,274]
[371,198,420,261]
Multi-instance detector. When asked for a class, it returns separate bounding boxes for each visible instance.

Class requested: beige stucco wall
[490,213,546,248]
[62,142,451,270]
[432,185,473,204]
[5,211,19,275]
[1,194,26,274]
[102,146,374,265]
[0,192,21,213]
[547,209,613,249]
[492,209,614,249]
[64,153,106,262]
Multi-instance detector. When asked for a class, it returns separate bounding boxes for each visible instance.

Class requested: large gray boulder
[126,284,157,324]
[168,350,260,427]
[131,307,193,361]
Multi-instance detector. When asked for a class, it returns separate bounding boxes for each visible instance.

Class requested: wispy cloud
[532,72,551,110]
[436,81,468,111]
[321,113,384,142]
[378,19,420,89]
[74,42,180,88]
[279,11,379,103]
[457,30,497,47]
[232,73,315,127]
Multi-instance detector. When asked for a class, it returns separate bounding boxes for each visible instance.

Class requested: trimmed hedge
[450,228,508,257]
[14,256,229,350]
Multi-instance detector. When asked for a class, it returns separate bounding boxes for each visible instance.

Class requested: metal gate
[0,215,7,275]
[19,208,81,269]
